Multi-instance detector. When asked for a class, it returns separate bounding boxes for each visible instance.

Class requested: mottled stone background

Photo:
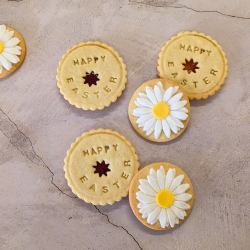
[0,0,249,249]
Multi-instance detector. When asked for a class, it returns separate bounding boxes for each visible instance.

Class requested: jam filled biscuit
[129,162,194,230]
[0,25,26,78]
[158,31,228,100]
[128,79,190,142]
[64,129,139,205]
[57,41,127,110]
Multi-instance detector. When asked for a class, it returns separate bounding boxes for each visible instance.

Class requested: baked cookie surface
[64,129,139,205]
[158,31,228,100]
[129,162,194,230]
[57,41,127,110]
[0,25,26,78]
[128,79,190,142]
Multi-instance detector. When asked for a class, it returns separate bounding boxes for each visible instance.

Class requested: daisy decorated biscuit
[128,79,190,142]
[64,129,139,205]
[57,41,127,110]
[129,162,194,230]
[158,31,228,100]
[0,24,26,78]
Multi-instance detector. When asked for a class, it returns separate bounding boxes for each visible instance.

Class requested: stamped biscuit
[129,162,194,230]
[57,41,127,110]
[128,79,190,142]
[64,129,139,205]
[0,25,26,78]
[158,31,228,100]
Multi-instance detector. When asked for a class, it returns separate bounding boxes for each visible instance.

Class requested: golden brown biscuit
[0,25,26,78]
[64,129,139,205]
[128,79,190,142]
[57,41,127,110]
[158,31,228,100]
[129,162,194,230]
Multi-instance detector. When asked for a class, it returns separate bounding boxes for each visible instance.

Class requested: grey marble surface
[0,0,250,249]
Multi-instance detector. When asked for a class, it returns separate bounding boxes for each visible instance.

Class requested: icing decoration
[133,81,188,139]
[0,25,22,74]
[136,166,192,228]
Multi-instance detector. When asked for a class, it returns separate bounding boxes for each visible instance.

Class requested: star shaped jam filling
[93,160,111,177]
[182,59,199,74]
[83,71,100,87]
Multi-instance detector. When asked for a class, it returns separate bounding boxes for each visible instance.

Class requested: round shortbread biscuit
[158,31,228,100]
[128,79,190,142]
[57,41,127,110]
[129,162,194,230]
[0,25,26,78]
[64,129,139,205]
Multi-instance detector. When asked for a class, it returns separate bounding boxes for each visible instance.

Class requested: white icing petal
[132,112,141,117]
[1,52,18,64]
[165,168,174,189]
[137,202,145,209]
[167,93,183,106]
[147,175,160,192]
[139,179,150,186]
[146,86,157,104]
[3,47,21,55]
[157,81,165,96]
[138,123,145,128]
[170,175,184,192]
[146,127,154,136]
[139,202,158,214]
[4,37,20,48]
[134,100,143,107]
[157,169,165,190]
[0,54,11,70]
[167,208,176,228]
[170,101,187,111]
[170,111,188,121]
[133,107,152,116]
[149,168,157,178]
[139,92,148,98]
[162,119,171,138]
[159,208,167,228]
[172,184,190,195]
[170,205,186,220]
[173,201,190,210]
[159,166,165,177]
[178,107,189,113]
[166,118,178,133]
[1,30,14,44]
[142,213,148,219]
[173,86,179,95]
[0,64,2,74]
[172,168,176,179]
[137,97,153,108]
[167,115,184,128]
[143,116,157,131]
[0,25,6,40]
[147,206,161,224]
[154,85,163,102]
[154,119,162,140]
[139,185,157,196]
[137,194,156,203]
[15,46,22,50]
[163,86,173,102]
[175,218,179,225]
[136,113,153,124]
[174,193,192,202]
[136,191,145,196]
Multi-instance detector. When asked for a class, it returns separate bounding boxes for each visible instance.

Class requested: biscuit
[128,79,190,142]
[0,25,26,78]
[64,129,139,205]
[129,162,194,230]
[57,41,127,110]
[158,31,228,100]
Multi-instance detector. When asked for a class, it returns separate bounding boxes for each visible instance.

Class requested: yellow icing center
[152,102,170,119]
[0,41,4,54]
[156,189,174,208]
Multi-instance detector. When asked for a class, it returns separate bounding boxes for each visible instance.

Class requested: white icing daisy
[0,25,22,74]
[136,166,192,228]
[133,81,189,139]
